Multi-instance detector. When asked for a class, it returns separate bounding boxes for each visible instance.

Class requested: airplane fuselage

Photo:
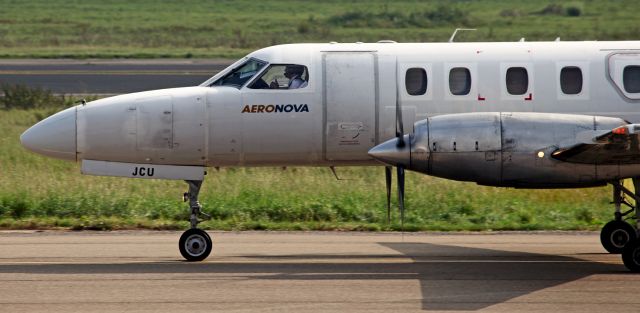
[66,41,640,168]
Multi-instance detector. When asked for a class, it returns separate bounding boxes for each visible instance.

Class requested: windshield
[248,64,309,89]
[209,58,267,88]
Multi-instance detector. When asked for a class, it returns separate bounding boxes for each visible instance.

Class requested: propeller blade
[395,61,405,147]
[385,166,392,223]
[397,165,405,230]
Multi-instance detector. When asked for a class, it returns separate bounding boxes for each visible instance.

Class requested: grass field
[0,0,639,58]
[0,106,620,231]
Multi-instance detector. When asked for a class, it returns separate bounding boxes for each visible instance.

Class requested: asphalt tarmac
[0,59,233,95]
[0,231,636,313]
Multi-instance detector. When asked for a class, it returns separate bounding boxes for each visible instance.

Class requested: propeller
[370,60,409,229]
[394,61,406,229]
[395,69,405,148]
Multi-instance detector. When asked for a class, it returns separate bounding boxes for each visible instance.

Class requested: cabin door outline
[322,51,378,161]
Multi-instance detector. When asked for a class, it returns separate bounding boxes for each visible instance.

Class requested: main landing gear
[601,179,640,272]
[600,180,638,254]
[178,180,212,261]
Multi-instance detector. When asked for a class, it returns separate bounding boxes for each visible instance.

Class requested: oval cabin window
[623,65,640,93]
[506,67,528,95]
[560,66,583,95]
[405,68,427,96]
[449,67,471,95]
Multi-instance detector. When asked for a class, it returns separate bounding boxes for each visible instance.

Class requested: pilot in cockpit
[253,64,308,90]
[269,65,307,89]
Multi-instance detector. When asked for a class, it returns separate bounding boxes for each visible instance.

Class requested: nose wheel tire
[600,220,637,254]
[179,228,212,261]
[622,239,640,272]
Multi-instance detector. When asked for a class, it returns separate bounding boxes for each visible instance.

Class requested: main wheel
[622,239,640,272]
[179,228,212,261]
[600,220,637,254]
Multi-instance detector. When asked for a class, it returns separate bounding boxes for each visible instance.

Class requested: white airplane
[20,40,640,271]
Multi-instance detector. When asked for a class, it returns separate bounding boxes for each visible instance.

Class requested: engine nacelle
[406,112,640,188]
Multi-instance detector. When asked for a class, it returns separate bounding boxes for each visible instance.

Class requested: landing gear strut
[600,180,638,254]
[178,180,212,261]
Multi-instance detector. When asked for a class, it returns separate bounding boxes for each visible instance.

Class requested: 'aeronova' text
[242,104,309,113]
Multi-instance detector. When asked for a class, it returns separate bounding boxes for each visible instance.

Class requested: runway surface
[0,231,636,313]
[0,59,233,95]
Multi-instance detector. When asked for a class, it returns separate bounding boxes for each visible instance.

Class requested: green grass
[0,0,639,58]
[0,106,622,231]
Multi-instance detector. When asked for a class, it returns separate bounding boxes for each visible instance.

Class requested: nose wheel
[179,228,212,261]
[179,180,212,261]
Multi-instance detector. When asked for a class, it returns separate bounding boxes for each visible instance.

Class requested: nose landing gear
[179,180,212,261]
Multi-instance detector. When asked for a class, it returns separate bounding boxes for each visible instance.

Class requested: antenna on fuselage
[448,28,477,42]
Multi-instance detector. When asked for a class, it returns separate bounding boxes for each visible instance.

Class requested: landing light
[537,151,545,158]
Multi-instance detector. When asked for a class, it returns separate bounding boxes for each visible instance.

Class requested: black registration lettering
[132,167,155,177]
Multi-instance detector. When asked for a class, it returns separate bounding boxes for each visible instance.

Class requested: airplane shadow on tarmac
[0,242,624,311]
[239,242,625,311]
[380,242,623,311]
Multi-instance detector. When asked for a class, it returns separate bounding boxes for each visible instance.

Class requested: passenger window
[405,68,427,95]
[210,58,267,88]
[623,65,640,93]
[249,64,309,89]
[506,67,528,95]
[449,67,471,95]
[560,66,583,95]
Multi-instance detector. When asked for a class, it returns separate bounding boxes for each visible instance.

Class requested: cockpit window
[248,64,309,89]
[209,58,267,88]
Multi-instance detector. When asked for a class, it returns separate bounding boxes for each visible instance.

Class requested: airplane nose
[20,106,77,161]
